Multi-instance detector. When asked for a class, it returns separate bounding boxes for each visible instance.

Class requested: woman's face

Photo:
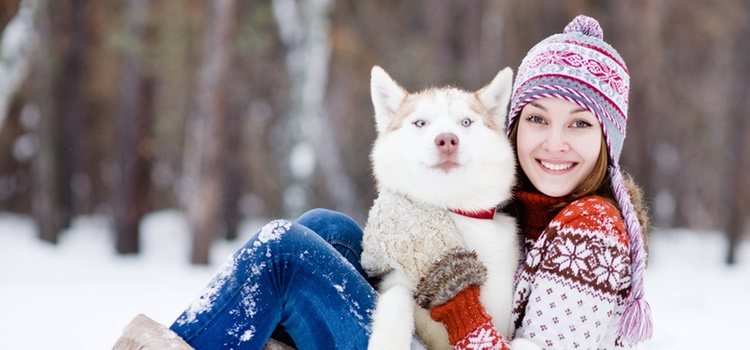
[516,97,603,197]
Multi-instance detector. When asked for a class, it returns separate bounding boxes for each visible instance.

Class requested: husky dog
[361,66,519,349]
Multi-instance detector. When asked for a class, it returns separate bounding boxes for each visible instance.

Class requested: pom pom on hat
[563,15,604,39]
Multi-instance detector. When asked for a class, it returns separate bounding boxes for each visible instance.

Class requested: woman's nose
[543,129,570,152]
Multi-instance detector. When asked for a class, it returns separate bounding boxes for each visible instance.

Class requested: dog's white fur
[364,66,519,349]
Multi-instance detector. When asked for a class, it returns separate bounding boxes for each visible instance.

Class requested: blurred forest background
[0,0,747,265]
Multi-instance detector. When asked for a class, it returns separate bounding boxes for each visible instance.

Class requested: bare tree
[30,0,80,244]
[223,93,241,241]
[57,0,89,231]
[185,0,237,265]
[272,0,361,217]
[724,2,750,265]
[114,0,155,254]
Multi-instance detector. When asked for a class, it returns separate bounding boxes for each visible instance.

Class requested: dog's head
[369,66,516,211]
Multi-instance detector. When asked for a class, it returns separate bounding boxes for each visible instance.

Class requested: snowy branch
[0,0,39,132]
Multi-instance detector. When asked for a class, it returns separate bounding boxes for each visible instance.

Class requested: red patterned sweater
[443,192,633,350]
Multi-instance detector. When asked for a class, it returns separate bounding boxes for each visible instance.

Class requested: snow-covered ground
[0,210,747,349]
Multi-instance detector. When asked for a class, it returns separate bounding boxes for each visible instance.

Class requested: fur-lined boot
[112,314,296,350]
[112,314,193,350]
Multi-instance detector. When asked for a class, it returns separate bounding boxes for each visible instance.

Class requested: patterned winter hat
[507,15,652,343]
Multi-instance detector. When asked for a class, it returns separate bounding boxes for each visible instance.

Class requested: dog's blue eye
[413,119,427,127]
[461,118,473,127]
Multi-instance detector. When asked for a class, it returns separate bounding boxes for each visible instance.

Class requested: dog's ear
[477,67,513,123]
[371,66,407,133]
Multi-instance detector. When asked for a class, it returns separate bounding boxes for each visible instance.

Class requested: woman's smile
[538,159,576,172]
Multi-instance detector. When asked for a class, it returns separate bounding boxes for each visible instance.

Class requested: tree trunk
[186,0,236,265]
[725,6,750,265]
[44,0,87,233]
[114,0,155,254]
[272,0,359,217]
[223,101,241,241]
[30,0,64,244]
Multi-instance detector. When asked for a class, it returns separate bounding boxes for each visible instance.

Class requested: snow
[257,219,292,244]
[175,244,242,326]
[0,210,747,349]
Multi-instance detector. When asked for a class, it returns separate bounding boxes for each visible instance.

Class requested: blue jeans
[169,209,377,349]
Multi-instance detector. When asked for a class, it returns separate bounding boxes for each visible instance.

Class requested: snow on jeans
[169,208,376,350]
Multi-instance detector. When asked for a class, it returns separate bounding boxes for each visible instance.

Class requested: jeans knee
[297,208,351,226]
[296,208,362,246]
[246,213,368,286]
[243,219,325,261]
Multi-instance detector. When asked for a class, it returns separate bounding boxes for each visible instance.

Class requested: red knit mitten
[430,286,492,344]
[412,248,508,348]
[432,287,509,349]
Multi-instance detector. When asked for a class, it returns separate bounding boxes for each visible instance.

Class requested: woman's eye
[525,115,544,124]
[413,119,427,127]
[461,118,473,127]
[572,120,593,128]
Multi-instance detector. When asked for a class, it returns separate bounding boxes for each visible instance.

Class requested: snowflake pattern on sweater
[450,194,633,350]
[509,195,632,350]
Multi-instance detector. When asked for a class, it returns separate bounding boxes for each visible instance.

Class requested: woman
[113,15,652,350]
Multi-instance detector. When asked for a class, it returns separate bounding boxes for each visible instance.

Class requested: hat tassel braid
[610,166,653,342]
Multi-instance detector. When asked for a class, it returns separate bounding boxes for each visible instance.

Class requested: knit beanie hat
[507,15,652,343]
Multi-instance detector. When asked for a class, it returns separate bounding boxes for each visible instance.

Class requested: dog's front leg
[368,275,416,350]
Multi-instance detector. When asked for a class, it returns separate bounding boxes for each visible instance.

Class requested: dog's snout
[435,132,459,155]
